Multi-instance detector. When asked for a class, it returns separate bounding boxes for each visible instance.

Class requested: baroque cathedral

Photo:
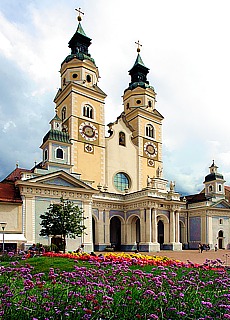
[1,9,230,253]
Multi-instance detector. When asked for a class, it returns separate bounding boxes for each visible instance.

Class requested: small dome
[204,172,224,183]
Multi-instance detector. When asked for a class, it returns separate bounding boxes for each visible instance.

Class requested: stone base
[83,243,94,253]
[138,242,160,252]
[163,242,182,251]
[120,244,138,252]
[94,244,110,252]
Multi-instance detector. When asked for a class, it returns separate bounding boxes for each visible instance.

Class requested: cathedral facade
[0,11,230,253]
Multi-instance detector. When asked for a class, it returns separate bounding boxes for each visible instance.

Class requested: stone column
[170,209,175,243]
[206,213,213,247]
[175,211,180,243]
[139,209,146,243]
[145,208,152,243]
[97,210,105,244]
[104,209,110,245]
[82,200,93,253]
[169,209,182,251]
[152,208,158,243]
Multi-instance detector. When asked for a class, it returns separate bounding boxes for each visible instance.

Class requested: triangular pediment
[211,199,230,209]
[153,108,164,120]
[25,170,95,190]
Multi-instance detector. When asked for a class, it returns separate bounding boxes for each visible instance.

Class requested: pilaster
[169,209,175,243]
[82,200,93,253]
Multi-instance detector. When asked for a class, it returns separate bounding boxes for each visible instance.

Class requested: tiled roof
[225,186,230,192]
[0,182,22,203]
[3,167,32,182]
[183,193,210,204]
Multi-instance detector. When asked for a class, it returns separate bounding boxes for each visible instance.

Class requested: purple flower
[201,301,213,308]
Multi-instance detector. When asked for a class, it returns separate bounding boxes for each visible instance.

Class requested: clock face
[79,122,98,141]
[144,142,157,158]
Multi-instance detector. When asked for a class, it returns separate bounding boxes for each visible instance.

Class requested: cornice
[17,182,94,201]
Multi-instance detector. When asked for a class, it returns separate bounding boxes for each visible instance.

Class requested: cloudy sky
[1,0,230,195]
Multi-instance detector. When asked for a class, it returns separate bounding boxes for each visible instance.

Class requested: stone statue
[170,181,175,191]
[157,166,163,178]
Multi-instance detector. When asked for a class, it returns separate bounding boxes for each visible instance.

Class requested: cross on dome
[135,40,142,53]
[75,7,84,22]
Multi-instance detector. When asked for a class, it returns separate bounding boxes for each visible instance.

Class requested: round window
[72,73,78,79]
[136,99,141,104]
[114,172,130,191]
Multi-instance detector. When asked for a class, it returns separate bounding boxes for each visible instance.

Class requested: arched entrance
[136,218,140,249]
[218,230,224,249]
[110,216,121,250]
[158,220,164,249]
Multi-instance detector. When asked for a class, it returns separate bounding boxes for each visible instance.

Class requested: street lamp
[0,222,7,253]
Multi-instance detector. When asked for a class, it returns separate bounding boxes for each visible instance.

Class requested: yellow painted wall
[105,117,138,193]
[0,203,22,232]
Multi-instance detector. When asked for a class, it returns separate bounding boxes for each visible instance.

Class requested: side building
[180,161,230,250]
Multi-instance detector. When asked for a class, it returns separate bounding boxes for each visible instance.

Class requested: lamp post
[0,222,7,253]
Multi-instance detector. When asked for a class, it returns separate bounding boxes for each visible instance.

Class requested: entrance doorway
[218,230,224,249]
[110,216,121,250]
[136,218,140,250]
[158,220,164,249]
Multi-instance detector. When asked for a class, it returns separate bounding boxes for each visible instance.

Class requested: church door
[110,217,121,250]
[157,220,164,249]
[218,230,224,249]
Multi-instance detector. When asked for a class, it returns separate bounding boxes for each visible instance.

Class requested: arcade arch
[126,215,140,247]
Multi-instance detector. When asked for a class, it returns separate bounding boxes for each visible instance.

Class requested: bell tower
[123,42,164,189]
[54,8,107,187]
[204,160,226,201]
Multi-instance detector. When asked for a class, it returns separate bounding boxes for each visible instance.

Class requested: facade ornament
[97,183,102,191]
[147,175,152,187]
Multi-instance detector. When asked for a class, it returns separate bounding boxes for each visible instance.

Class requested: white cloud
[2,120,16,133]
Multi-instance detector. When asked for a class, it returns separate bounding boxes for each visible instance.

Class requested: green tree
[40,197,86,253]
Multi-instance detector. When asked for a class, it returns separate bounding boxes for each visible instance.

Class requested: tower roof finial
[135,40,142,53]
[75,7,84,22]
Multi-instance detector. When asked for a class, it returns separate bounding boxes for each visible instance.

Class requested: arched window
[61,107,66,121]
[218,230,223,237]
[209,185,213,192]
[83,105,93,119]
[114,172,130,191]
[56,148,64,159]
[146,124,155,139]
[44,149,48,161]
[218,184,222,191]
[119,132,126,146]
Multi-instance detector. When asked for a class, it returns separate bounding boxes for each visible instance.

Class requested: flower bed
[0,253,229,319]
[43,251,189,267]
